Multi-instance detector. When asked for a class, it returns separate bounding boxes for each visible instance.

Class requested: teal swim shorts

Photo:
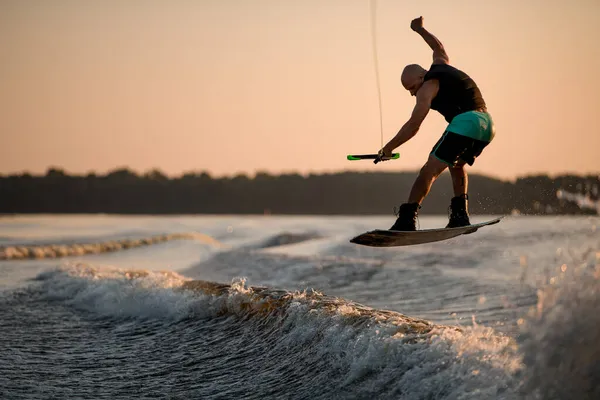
[430,111,495,166]
[446,111,495,142]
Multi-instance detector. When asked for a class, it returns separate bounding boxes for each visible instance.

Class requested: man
[375,16,495,231]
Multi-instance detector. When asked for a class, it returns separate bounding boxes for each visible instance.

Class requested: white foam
[31,263,524,398]
[36,262,600,398]
[518,266,600,399]
[35,263,194,320]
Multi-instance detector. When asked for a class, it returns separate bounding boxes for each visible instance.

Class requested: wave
[0,232,225,260]
[251,231,324,249]
[25,263,522,399]
[0,230,327,261]
[14,261,600,399]
[517,265,600,400]
[183,248,385,292]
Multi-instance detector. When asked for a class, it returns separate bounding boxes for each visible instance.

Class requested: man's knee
[419,156,448,179]
[451,160,466,169]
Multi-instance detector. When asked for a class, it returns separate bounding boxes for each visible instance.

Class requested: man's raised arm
[411,17,449,65]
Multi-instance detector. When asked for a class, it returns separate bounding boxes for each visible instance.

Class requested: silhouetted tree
[0,169,597,215]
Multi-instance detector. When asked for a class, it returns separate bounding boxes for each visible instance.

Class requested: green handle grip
[347,153,400,161]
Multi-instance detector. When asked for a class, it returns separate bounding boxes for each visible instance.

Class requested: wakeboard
[350,217,503,247]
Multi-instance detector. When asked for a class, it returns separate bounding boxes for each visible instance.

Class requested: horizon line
[2,166,599,183]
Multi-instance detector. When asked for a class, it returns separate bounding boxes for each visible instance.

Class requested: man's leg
[449,160,467,197]
[389,155,448,231]
[407,154,449,204]
[446,161,472,228]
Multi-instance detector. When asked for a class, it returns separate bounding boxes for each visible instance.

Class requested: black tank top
[423,64,486,123]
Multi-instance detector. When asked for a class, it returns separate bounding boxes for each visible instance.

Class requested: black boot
[389,203,420,231]
[446,195,471,228]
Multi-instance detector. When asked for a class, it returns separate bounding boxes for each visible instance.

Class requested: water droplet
[561,264,567,273]
[520,255,528,266]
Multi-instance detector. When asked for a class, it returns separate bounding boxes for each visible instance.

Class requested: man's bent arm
[384,118,422,152]
[382,80,438,153]
[415,27,449,64]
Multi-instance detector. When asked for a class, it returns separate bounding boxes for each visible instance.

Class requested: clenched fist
[410,16,424,32]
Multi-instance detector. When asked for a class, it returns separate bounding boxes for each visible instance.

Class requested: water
[1,214,599,399]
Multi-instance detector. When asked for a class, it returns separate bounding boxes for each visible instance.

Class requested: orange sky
[1,0,599,180]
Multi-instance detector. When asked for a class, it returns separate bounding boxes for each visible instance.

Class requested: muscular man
[376,16,495,231]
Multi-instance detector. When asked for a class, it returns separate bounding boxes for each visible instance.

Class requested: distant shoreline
[1,168,598,216]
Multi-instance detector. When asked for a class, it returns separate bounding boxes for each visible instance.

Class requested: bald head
[401,64,427,95]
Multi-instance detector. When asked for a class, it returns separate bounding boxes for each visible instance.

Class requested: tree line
[1,168,598,215]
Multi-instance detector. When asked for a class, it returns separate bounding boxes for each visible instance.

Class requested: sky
[1,0,599,181]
